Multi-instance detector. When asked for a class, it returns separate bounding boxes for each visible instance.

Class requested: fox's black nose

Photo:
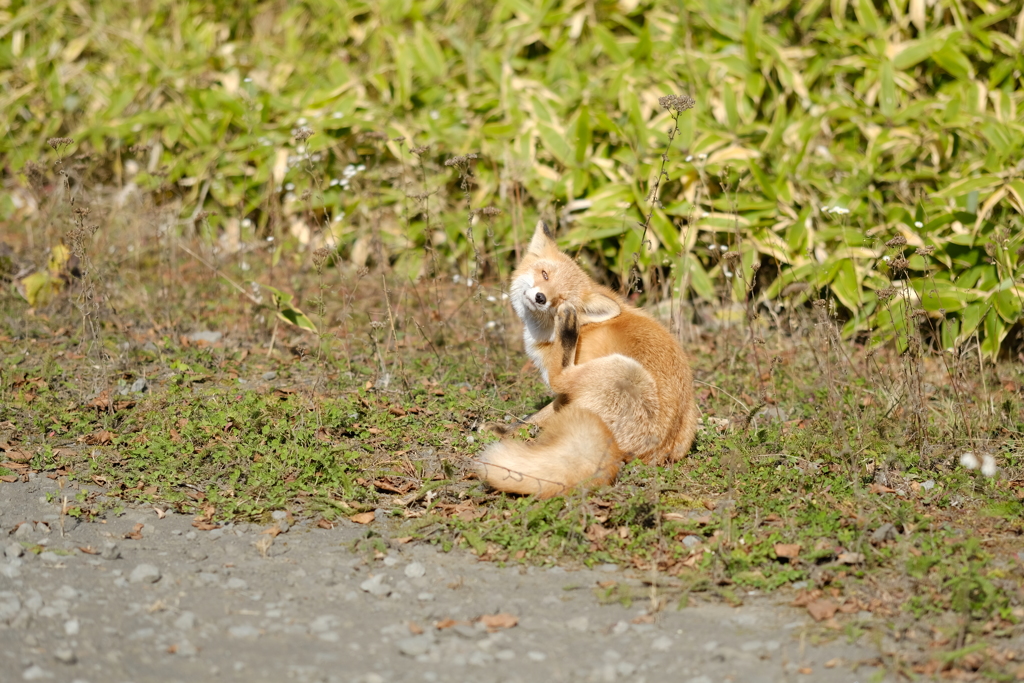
[535,292,546,305]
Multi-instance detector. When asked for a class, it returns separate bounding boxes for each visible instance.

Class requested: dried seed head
[301,189,312,202]
[885,235,907,248]
[294,127,313,142]
[369,320,385,329]
[658,95,696,113]
[445,153,479,168]
[812,299,827,309]
[722,250,741,262]
[67,226,87,258]
[877,287,896,302]
[392,136,405,143]
[889,256,909,271]
[480,206,501,216]
[915,246,935,256]
[750,261,760,272]
[48,137,74,151]
[364,131,388,140]
[410,145,429,155]
[312,247,330,273]
[194,211,210,222]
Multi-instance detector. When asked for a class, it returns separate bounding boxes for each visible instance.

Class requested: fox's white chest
[521,328,552,386]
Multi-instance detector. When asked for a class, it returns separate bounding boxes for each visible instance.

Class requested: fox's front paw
[555,304,579,368]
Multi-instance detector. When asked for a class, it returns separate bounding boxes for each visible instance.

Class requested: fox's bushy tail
[475,405,624,498]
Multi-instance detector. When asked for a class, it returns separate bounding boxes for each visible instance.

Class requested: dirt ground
[0,473,897,683]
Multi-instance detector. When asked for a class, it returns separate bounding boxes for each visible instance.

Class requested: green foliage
[4,0,1023,352]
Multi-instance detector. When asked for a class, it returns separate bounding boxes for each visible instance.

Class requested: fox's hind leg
[546,305,661,456]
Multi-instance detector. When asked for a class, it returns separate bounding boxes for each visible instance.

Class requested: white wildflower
[959,452,979,470]
[980,454,997,477]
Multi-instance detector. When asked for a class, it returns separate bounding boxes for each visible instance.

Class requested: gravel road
[1,474,893,683]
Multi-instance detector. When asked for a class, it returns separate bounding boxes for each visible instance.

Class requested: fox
[475,220,699,498]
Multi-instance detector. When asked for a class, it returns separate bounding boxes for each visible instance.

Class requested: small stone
[261,371,277,381]
[173,612,197,631]
[14,523,33,539]
[0,593,22,623]
[360,575,391,597]
[101,543,121,560]
[611,621,630,636]
[176,640,198,656]
[130,377,147,393]
[681,535,702,548]
[35,522,51,534]
[417,592,434,601]
[495,649,515,661]
[871,523,897,544]
[22,665,53,680]
[596,563,619,572]
[741,640,763,652]
[129,564,161,584]
[1,563,20,578]
[225,578,248,590]
[5,544,24,560]
[53,648,76,665]
[64,619,80,636]
[397,634,434,657]
[382,555,398,567]
[566,616,589,632]
[685,677,712,683]
[527,651,547,662]
[651,636,672,652]
[921,479,935,491]
[38,551,62,563]
[310,615,340,633]
[54,585,79,601]
[404,562,426,578]
[227,624,260,638]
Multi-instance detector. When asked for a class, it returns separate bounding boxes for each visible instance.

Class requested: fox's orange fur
[475,221,699,498]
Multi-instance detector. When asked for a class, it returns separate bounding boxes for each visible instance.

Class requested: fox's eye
[541,270,548,280]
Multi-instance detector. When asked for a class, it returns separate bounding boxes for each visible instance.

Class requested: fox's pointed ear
[578,292,621,325]
[527,220,558,255]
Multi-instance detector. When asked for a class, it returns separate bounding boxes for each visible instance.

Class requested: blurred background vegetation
[2,0,1023,355]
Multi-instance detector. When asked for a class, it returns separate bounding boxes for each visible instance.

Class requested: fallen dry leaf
[191,520,220,531]
[77,546,98,555]
[806,599,839,622]
[435,618,461,630]
[630,613,655,625]
[316,519,334,529]
[774,543,801,560]
[478,613,518,632]
[125,523,144,540]
[868,483,897,494]
[798,667,813,674]
[392,536,413,544]
[153,507,167,519]
[262,525,283,537]
[408,621,423,635]
[824,658,842,668]
[83,430,115,445]
[0,475,18,483]
[350,511,375,524]
[4,450,33,463]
